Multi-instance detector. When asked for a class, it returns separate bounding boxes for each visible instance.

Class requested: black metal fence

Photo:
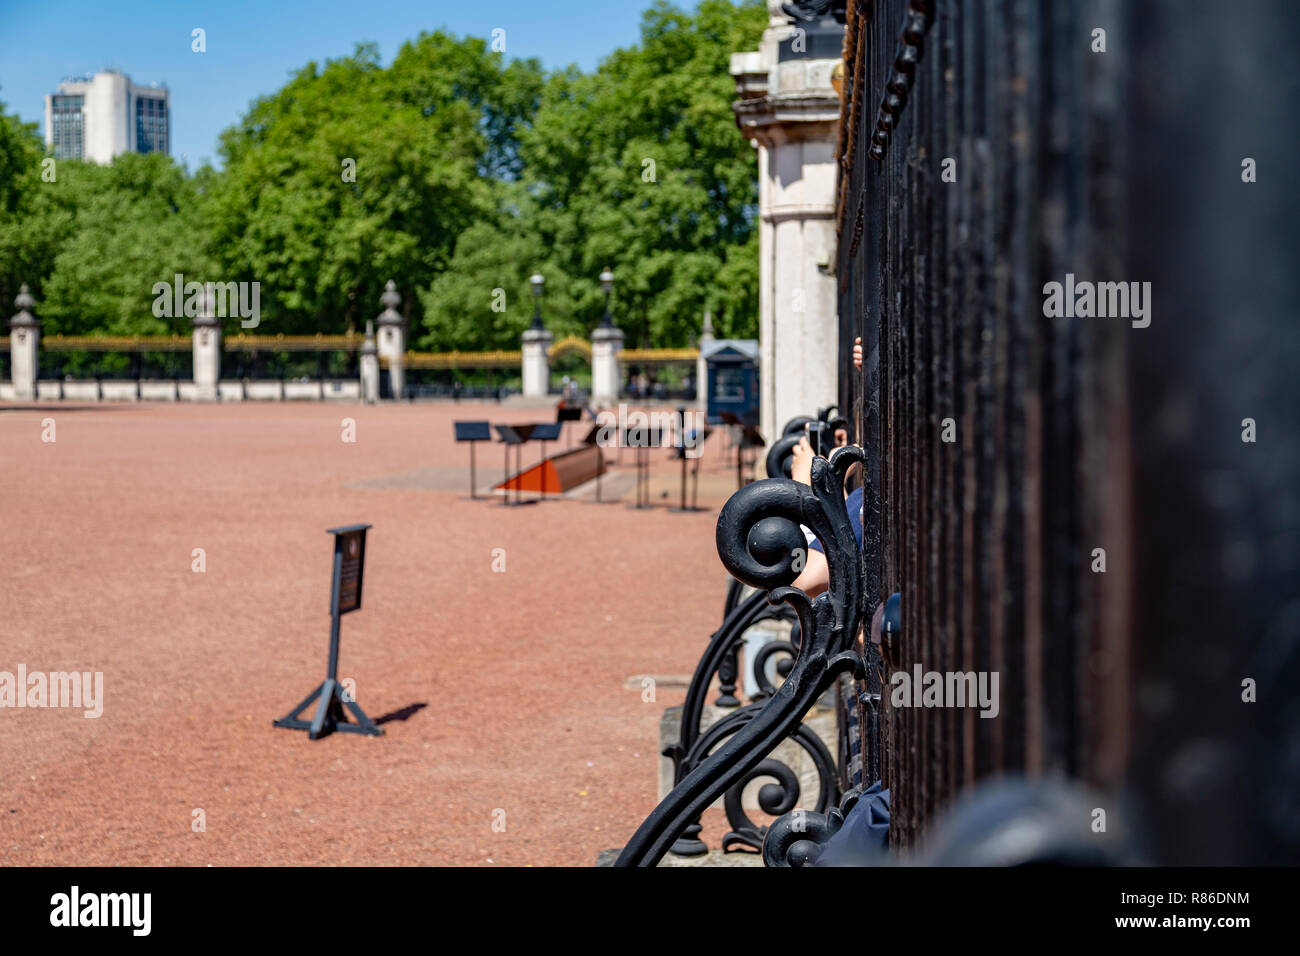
[39,349,194,381]
[403,367,512,401]
[837,0,1299,863]
[225,348,357,381]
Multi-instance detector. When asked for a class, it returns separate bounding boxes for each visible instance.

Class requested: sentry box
[273,524,383,739]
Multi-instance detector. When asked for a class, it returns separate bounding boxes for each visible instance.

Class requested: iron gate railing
[615,0,1297,868]
[841,0,1146,852]
[838,0,1299,863]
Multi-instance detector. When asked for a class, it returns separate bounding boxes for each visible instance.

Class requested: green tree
[39,155,214,335]
[2,1,768,351]
[514,0,766,348]
[0,97,211,335]
[208,37,544,336]
[0,97,54,310]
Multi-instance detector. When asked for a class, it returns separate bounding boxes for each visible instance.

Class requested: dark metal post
[735,430,743,491]
[539,438,548,500]
[598,267,614,330]
[714,647,740,707]
[325,549,342,682]
[501,442,510,507]
[308,548,346,739]
[469,442,477,500]
[529,273,545,331]
[274,524,381,739]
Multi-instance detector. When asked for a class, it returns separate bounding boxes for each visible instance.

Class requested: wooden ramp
[494,444,605,494]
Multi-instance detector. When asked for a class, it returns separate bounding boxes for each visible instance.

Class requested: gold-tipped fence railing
[12,333,699,366]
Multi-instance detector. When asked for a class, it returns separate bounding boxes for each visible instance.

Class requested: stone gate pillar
[359,320,379,404]
[192,284,221,401]
[376,280,405,400]
[591,324,624,406]
[9,284,40,402]
[731,1,843,444]
[521,328,552,398]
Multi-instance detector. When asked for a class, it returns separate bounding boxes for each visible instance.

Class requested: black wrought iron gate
[838,0,1300,862]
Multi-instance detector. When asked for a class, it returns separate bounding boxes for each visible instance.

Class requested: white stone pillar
[8,284,40,402]
[521,327,552,398]
[375,280,405,400]
[696,310,714,412]
[591,324,624,406]
[731,2,842,446]
[359,320,379,404]
[766,130,839,438]
[192,284,221,401]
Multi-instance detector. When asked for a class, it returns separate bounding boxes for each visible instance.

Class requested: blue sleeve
[808,487,864,553]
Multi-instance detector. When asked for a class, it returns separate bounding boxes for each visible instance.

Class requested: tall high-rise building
[44,70,169,163]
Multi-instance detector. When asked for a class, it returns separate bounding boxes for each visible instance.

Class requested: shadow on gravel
[375,702,428,726]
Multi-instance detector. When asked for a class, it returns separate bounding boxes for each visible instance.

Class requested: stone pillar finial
[11,284,38,326]
[375,280,406,400]
[379,279,401,317]
[9,283,41,401]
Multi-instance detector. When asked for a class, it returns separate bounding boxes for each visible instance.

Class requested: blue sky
[0,0,653,170]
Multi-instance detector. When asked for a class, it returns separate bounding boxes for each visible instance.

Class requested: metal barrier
[830,0,1299,863]
[616,447,864,866]
[618,0,1300,867]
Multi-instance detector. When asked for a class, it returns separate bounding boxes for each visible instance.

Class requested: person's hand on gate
[853,336,863,370]
[792,436,815,486]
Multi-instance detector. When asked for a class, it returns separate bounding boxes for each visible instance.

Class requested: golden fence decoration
[223,332,362,351]
[39,334,192,352]
[21,333,699,368]
[384,350,522,370]
[31,332,368,352]
[620,347,698,365]
[548,334,592,361]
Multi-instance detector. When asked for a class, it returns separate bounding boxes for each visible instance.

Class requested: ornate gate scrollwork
[616,446,864,867]
[664,590,798,782]
[719,723,837,853]
[669,699,839,856]
[762,785,864,867]
[662,587,804,855]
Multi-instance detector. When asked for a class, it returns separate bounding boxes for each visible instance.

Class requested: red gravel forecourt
[0,401,733,866]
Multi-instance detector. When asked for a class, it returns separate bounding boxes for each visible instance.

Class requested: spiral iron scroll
[661,588,802,855]
[669,697,837,855]
[615,446,864,866]
[762,787,863,867]
[663,590,799,783]
[719,724,837,852]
